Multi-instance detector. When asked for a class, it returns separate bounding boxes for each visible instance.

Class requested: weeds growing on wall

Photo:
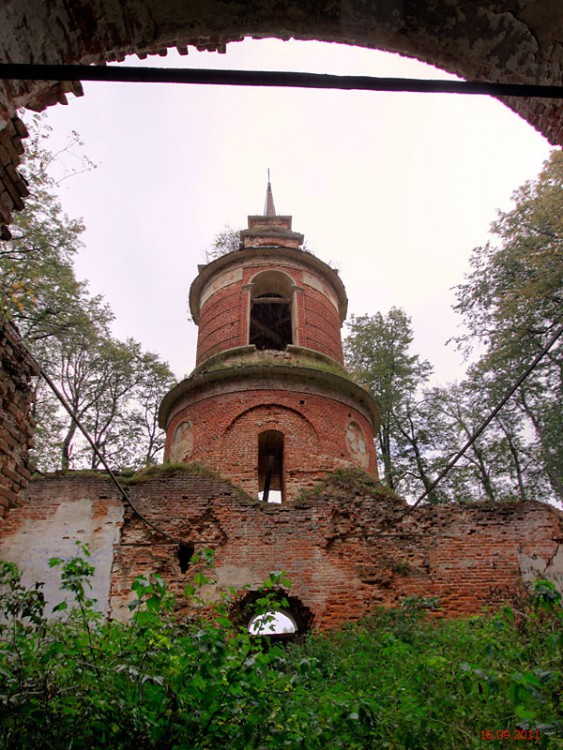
[0,544,561,749]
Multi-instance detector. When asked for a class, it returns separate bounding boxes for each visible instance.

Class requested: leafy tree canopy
[344,308,431,492]
[0,116,175,472]
[454,150,563,502]
[345,153,562,504]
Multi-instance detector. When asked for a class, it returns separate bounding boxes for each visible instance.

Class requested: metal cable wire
[392,323,563,525]
[7,325,562,541]
[16,332,183,546]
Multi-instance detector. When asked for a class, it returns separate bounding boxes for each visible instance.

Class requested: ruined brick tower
[159,181,380,501]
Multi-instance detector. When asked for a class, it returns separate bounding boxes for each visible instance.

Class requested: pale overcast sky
[39,39,554,383]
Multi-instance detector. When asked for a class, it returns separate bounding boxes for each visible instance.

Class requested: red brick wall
[195,258,344,366]
[165,388,378,499]
[302,284,343,360]
[4,472,561,628]
[0,319,38,522]
[196,281,241,363]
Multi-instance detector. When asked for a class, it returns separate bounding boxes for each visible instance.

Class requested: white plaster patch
[302,271,339,311]
[169,420,194,462]
[346,421,369,468]
[0,498,123,616]
[520,546,563,592]
[198,565,261,603]
[200,267,243,307]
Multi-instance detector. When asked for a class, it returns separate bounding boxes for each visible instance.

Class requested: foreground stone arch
[0,0,562,235]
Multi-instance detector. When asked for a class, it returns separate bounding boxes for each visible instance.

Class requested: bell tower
[159,181,380,501]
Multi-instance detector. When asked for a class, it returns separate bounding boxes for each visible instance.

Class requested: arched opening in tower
[258,429,284,503]
[249,293,293,350]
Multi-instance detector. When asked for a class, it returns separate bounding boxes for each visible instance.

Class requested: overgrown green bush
[0,546,560,749]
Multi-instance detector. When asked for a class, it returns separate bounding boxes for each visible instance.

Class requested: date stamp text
[481,729,540,741]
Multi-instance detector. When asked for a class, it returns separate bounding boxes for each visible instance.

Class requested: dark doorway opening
[249,293,292,350]
[258,429,284,503]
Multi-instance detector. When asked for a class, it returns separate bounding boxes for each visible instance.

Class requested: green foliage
[0,115,176,473]
[0,116,89,338]
[203,225,241,263]
[0,549,560,748]
[453,151,563,502]
[344,308,432,494]
[346,155,562,505]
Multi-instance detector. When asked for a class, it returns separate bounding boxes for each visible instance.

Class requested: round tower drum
[160,193,380,502]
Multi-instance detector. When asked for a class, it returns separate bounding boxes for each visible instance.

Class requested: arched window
[249,271,294,350]
[258,429,284,503]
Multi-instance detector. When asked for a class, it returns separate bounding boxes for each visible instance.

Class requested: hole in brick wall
[258,430,284,503]
[177,542,195,573]
[231,590,314,641]
[299,399,305,405]
[249,610,297,636]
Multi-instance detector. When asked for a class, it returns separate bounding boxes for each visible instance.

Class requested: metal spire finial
[264,169,276,216]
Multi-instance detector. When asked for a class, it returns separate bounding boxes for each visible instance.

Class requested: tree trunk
[61,419,76,471]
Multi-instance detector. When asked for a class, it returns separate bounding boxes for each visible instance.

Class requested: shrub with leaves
[0,545,560,748]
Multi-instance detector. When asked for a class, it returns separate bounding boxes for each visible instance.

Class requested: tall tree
[0,117,90,345]
[344,308,431,491]
[1,117,175,472]
[389,394,450,503]
[453,150,563,502]
[132,352,177,466]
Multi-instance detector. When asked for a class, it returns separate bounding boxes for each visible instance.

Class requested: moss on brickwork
[120,462,258,503]
[121,461,221,484]
[201,352,352,381]
[297,467,404,503]
[33,462,229,485]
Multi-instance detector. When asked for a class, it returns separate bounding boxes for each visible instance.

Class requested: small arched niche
[346,420,369,469]
[258,429,284,503]
[249,270,294,351]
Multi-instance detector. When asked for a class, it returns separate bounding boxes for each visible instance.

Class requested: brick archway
[230,588,315,635]
[0,1,562,234]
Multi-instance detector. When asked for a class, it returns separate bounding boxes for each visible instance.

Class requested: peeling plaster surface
[519,545,563,589]
[0,496,123,615]
[4,475,561,629]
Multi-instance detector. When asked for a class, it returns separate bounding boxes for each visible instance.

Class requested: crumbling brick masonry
[0,319,37,523]
[0,470,560,630]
